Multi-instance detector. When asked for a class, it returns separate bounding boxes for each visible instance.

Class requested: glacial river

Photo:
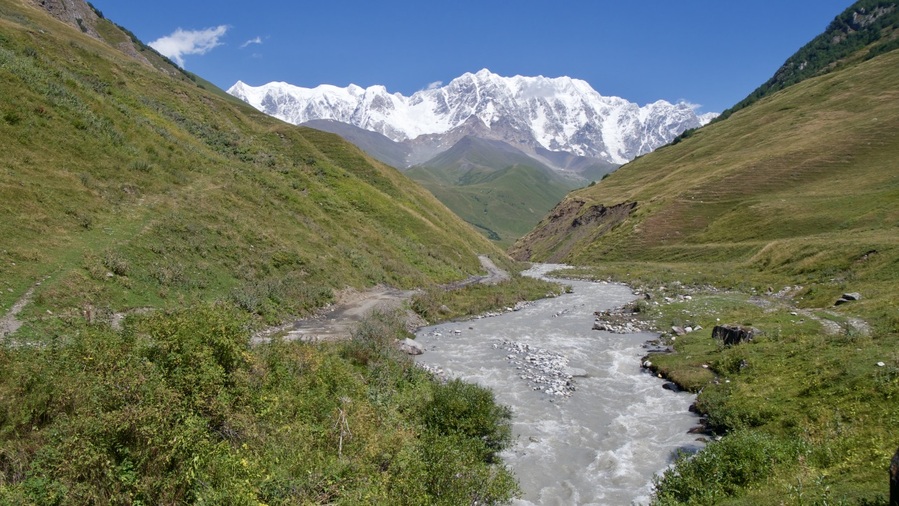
[414,264,703,505]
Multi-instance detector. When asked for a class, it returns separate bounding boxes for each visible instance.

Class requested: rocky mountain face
[228,69,717,172]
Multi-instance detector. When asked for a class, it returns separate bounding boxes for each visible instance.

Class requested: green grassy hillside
[0,0,507,336]
[512,46,899,311]
[716,0,899,122]
[0,1,525,503]
[406,137,584,246]
[512,5,899,502]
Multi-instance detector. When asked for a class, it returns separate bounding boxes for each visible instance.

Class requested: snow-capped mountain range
[228,69,716,168]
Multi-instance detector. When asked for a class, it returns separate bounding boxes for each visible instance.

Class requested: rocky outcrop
[31,0,165,72]
[397,338,424,356]
[835,292,862,306]
[509,198,637,262]
[32,0,102,39]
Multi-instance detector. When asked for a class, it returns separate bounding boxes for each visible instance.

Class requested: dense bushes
[653,430,809,505]
[423,379,513,463]
[0,304,519,504]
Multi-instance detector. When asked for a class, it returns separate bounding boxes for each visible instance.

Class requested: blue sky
[88,1,852,113]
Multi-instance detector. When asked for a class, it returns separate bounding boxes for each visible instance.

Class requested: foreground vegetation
[0,1,529,502]
[0,305,519,504]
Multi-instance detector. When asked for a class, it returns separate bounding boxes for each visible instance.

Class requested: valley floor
[250,255,511,344]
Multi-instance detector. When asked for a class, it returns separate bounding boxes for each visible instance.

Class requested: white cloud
[241,36,263,48]
[426,81,443,90]
[149,25,229,67]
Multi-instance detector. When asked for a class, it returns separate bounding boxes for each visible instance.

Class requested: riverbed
[414,264,703,505]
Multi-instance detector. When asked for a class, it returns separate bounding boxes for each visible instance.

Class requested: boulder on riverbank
[397,338,424,355]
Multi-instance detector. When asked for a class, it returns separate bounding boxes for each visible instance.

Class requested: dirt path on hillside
[251,255,509,344]
[0,281,41,338]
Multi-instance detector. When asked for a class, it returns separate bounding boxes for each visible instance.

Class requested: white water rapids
[414,264,703,505]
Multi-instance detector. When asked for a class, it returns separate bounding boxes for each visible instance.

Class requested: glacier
[228,69,716,166]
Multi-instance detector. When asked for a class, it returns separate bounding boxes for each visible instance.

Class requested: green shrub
[653,430,808,505]
[422,378,513,463]
[343,307,410,366]
[0,303,522,504]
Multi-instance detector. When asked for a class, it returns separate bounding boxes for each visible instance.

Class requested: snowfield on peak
[228,69,716,166]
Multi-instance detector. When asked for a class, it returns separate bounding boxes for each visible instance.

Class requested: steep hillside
[0,2,526,503]
[512,47,899,303]
[512,4,899,502]
[0,0,504,336]
[717,0,899,121]
[406,137,584,246]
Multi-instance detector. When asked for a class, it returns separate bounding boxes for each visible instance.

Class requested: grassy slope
[512,47,899,312]
[0,2,524,503]
[0,1,506,335]
[512,35,899,505]
[716,0,899,122]
[407,137,584,247]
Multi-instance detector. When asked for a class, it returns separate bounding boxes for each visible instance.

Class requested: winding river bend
[414,264,703,505]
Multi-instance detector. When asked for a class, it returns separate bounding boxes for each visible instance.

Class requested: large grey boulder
[397,338,424,355]
[712,325,757,346]
[835,292,862,306]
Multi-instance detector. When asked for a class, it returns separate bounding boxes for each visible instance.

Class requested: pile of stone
[417,362,448,382]
[496,339,578,398]
[592,304,656,334]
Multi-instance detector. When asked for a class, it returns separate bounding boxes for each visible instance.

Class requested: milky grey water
[414,264,703,505]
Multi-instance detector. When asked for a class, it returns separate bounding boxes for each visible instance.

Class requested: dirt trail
[1,283,39,337]
[251,255,509,344]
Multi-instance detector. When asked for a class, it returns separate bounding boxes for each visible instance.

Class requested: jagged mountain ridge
[228,69,717,168]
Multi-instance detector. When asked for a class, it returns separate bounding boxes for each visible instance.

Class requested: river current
[414,264,703,505]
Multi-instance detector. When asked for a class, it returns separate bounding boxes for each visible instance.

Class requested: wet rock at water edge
[662,382,681,392]
[417,362,447,382]
[592,305,654,334]
[396,338,424,355]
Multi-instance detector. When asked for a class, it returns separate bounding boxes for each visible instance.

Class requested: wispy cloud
[426,81,443,90]
[149,25,229,67]
[241,36,263,48]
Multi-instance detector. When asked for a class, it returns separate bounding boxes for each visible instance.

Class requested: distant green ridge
[406,136,585,247]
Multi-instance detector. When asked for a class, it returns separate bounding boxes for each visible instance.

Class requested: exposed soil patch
[252,255,508,344]
[0,281,41,337]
